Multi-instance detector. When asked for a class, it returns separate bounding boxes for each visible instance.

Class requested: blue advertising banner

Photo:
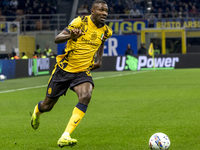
[57,35,138,56]
[0,59,15,79]
[103,35,138,56]
[107,20,148,34]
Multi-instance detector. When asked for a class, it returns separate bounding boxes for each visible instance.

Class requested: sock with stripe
[33,101,43,117]
[64,102,87,135]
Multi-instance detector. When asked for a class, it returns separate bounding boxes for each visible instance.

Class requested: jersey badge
[48,87,52,95]
[91,31,97,40]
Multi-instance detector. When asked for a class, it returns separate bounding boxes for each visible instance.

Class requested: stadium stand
[0,0,199,28]
[1,0,199,18]
[77,0,200,19]
[0,0,57,16]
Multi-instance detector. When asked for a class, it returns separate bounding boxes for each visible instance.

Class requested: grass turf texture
[0,69,199,150]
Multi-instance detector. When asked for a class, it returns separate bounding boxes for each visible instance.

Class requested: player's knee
[79,92,91,104]
[41,96,58,112]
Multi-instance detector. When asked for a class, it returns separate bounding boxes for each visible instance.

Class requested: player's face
[92,3,108,24]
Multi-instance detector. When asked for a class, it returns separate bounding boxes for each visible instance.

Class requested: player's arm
[92,41,105,70]
[55,28,84,44]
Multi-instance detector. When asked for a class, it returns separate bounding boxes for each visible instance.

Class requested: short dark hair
[92,0,107,7]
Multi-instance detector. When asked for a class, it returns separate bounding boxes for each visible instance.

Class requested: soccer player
[31,0,112,147]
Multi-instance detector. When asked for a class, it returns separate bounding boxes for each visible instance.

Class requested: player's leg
[65,82,92,133]
[57,82,93,147]
[31,96,59,129]
[31,65,67,130]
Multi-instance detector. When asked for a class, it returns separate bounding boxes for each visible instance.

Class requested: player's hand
[70,29,85,40]
[91,62,102,70]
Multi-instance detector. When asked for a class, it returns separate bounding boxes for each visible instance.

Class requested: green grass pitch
[0,69,199,150]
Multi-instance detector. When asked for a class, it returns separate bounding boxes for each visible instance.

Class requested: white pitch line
[0,85,47,94]
[93,71,143,79]
[0,71,148,94]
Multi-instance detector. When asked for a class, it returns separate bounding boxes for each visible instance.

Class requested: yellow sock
[34,104,42,117]
[65,106,85,134]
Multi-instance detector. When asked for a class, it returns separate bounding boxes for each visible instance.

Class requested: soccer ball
[149,132,170,150]
[0,74,6,81]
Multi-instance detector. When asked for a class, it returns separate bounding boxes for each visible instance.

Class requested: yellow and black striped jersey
[56,15,112,73]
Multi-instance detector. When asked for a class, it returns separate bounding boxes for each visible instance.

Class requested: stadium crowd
[0,0,199,19]
[0,0,57,17]
[77,0,200,18]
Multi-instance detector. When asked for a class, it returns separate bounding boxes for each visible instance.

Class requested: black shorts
[46,65,94,98]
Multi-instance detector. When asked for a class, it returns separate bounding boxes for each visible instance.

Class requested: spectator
[171,7,178,18]
[138,43,147,55]
[109,3,115,14]
[190,5,197,17]
[109,5,115,14]
[157,8,164,19]
[21,52,28,59]
[24,3,30,14]
[188,2,193,11]
[171,1,178,10]
[25,0,32,7]
[44,7,51,15]
[44,45,52,57]
[150,6,157,14]
[50,52,55,58]
[163,0,171,9]
[10,0,18,9]
[7,53,12,59]
[50,3,57,14]
[178,6,184,18]
[46,2,53,14]
[36,44,41,55]
[130,7,141,18]
[2,0,10,8]
[153,41,162,54]
[124,6,130,15]
[178,1,184,9]
[125,44,133,55]
[11,51,19,59]
[40,52,46,58]
[77,4,89,15]
[33,51,38,59]
[163,7,172,18]
[147,13,156,27]
[183,3,189,17]
[38,3,45,14]
[32,2,39,14]
[114,1,124,14]
[0,9,6,21]
[33,0,39,9]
